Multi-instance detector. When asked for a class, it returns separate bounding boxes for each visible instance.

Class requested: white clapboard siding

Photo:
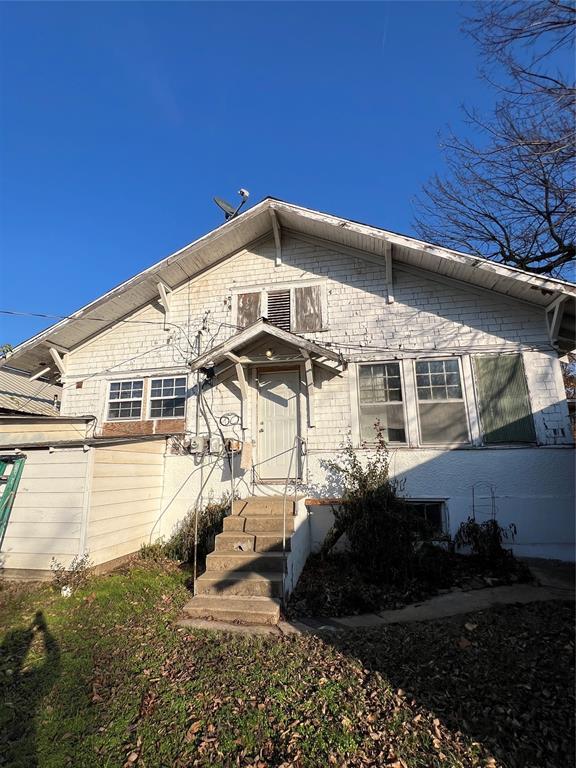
[86,441,164,565]
[2,448,90,571]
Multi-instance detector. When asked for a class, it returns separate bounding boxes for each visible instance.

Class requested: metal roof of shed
[4,197,576,376]
[0,367,61,416]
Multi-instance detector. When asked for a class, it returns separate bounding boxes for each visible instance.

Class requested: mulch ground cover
[1,562,573,768]
[286,552,530,618]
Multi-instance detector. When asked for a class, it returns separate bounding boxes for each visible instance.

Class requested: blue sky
[0,1,498,346]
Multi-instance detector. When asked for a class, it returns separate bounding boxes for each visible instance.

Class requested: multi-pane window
[358,363,406,443]
[415,359,469,444]
[107,380,143,420]
[150,376,187,418]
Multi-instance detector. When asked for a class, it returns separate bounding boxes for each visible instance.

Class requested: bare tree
[415,1,575,277]
[562,352,576,399]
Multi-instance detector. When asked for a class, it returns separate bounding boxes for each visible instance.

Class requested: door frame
[253,365,303,481]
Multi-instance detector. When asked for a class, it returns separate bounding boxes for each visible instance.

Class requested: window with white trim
[358,362,406,443]
[107,380,143,420]
[415,359,469,444]
[150,376,187,418]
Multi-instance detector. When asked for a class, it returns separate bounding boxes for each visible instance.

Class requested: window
[473,355,535,443]
[236,283,325,333]
[150,377,187,418]
[108,380,143,420]
[405,501,445,535]
[415,359,469,444]
[358,362,406,443]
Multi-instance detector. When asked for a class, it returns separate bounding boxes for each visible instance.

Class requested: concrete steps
[195,570,283,598]
[215,531,290,553]
[182,596,281,626]
[181,495,296,625]
[205,550,285,572]
[232,497,296,516]
[223,515,294,534]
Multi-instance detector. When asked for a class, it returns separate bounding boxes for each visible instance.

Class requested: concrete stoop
[181,496,296,626]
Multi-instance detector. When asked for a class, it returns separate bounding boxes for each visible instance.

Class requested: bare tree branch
[414,0,575,278]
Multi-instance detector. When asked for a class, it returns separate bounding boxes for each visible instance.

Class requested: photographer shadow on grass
[0,610,61,768]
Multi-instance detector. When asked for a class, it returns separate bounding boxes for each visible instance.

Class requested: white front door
[257,370,300,480]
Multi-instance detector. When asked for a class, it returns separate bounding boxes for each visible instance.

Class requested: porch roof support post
[225,352,248,433]
[301,349,315,428]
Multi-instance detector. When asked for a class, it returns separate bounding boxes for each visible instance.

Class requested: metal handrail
[281,435,306,601]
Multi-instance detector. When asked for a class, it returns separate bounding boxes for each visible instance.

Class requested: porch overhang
[189,319,346,375]
[189,320,345,430]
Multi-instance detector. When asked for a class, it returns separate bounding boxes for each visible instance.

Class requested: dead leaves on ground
[87,590,573,768]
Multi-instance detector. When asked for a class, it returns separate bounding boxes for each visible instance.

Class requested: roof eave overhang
[5,197,575,375]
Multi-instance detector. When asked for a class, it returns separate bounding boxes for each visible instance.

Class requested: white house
[1,199,574,620]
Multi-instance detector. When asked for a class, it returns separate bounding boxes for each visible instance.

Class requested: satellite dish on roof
[213,188,250,221]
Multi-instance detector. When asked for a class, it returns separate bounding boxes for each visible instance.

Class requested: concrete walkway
[177,558,574,636]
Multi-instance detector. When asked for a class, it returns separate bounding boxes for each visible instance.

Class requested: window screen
[108,380,143,420]
[358,363,406,443]
[237,292,261,328]
[266,290,291,331]
[150,377,187,418]
[415,359,469,444]
[473,355,536,443]
[293,285,323,332]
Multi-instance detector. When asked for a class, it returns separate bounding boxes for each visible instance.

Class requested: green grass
[1,562,573,768]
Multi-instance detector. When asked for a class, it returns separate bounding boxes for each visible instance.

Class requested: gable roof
[4,197,576,376]
[0,367,61,416]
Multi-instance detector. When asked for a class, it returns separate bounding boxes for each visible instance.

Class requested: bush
[321,430,430,587]
[165,494,232,565]
[455,517,516,572]
[50,552,93,593]
[139,539,169,562]
[413,542,455,588]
